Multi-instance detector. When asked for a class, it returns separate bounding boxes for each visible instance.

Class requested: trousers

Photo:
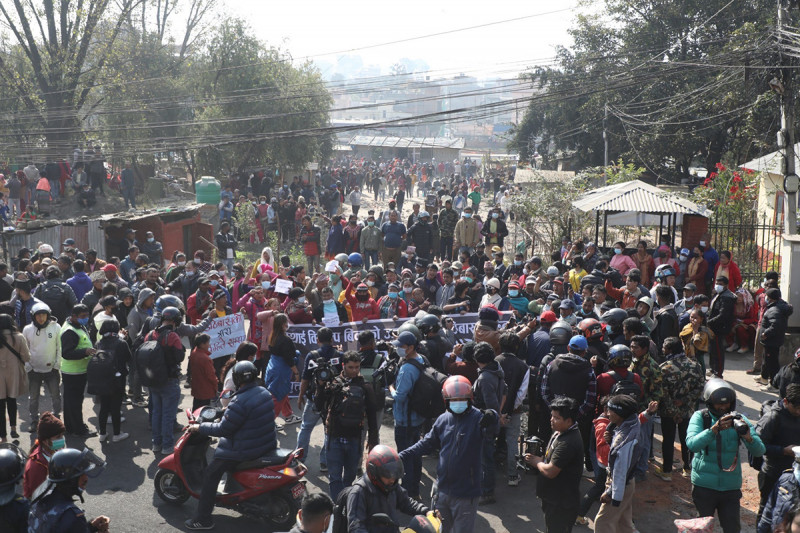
[434,489,479,533]
[594,478,636,533]
[692,485,741,533]
[195,457,238,523]
[661,415,690,473]
[28,369,61,420]
[540,500,577,533]
[61,373,88,434]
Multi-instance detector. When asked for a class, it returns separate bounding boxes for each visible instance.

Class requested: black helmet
[416,313,440,335]
[48,448,105,483]
[607,344,633,368]
[549,320,573,346]
[366,445,404,494]
[703,378,736,416]
[0,443,26,505]
[396,321,423,343]
[232,361,258,389]
[155,294,184,314]
[160,306,182,324]
[601,308,628,328]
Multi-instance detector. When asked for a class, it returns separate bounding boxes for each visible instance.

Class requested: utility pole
[603,102,609,169]
[779,0,798,234]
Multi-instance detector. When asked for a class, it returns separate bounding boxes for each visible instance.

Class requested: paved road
[12,346,773,533]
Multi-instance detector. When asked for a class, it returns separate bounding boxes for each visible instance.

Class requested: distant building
[348,135,465,162]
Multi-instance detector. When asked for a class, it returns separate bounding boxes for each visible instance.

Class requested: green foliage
[605,159,646,185]
[690,162,759,219]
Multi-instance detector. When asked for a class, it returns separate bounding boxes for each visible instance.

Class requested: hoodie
[637,296,656,333]
[22,319,62,373]
[542,353,597,419]
[761,299,794,348]
[127,288,155,339]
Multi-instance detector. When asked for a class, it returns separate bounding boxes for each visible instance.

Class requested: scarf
[378,296,398,319]
[687,257,701,279]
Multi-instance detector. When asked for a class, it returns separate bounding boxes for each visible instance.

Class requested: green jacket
[359,225,383,251]
[686,409,765,492]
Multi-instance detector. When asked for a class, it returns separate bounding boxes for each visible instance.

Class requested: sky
[221,0,581,79]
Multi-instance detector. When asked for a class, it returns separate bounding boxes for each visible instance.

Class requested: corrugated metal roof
[741,144,800,175]
[572,180,711,217]
[349,135,465,150]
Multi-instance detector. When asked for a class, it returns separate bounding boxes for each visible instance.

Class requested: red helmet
[578,318,604,341]
[366,445,404,494]
[442,375,473,401]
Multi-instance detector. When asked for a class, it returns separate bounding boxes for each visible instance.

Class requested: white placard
[274,278,293,294]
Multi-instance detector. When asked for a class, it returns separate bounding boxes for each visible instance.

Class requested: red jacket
[344,279,379,321]
[596,368,643,402]
[593,415,611,467]
[23,444,49,499]
[714,260,742,292]
[189,347,218,400]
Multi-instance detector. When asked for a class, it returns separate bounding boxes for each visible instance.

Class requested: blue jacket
[758,470,799,533]
[392,355,425,427]
[67,272,93,301]
[199,383,277,461]
[400,406,490,498]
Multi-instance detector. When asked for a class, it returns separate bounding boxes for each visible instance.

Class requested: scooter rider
[185,361,278,530]
[0,443,28,533]
[28,447,109,533]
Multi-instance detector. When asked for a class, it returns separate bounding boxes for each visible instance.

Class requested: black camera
[312,357,335,384]
[516,436,546,472]
[728,412,749,436]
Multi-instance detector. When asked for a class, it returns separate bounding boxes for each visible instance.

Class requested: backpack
[405,358,447,421]
[331,484,359,533]
[36,282,68,322]
[86,349,116,396]
[134,331,169,387]
[330,378,367,430]
[608,370,642,400]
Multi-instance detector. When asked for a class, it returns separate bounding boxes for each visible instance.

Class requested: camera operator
[524,396,585,533]
[686,378,765,533]
[296,327,343,472]
[317,351,379,500]
[755,383,800,526]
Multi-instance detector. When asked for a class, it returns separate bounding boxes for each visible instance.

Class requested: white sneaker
[737,347,749,353]
[283,414,302,425]
[107,415,126,423]
[99,433,108,442]
[725,343,739,353]
[761,385,778,393]
[112,432,129,442]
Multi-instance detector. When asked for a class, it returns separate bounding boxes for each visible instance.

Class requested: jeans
[150,378,180,449]
[395,424,422,498]
[578,467,607,517]
[128,360,144,403]
[28,369,61,420]
[433,488,479,533]
[48,179,59,201]
[440,237,454,262]
[692,485,742,533]
[305,254,320,274]
[481,433,496,494]
[363,250,379,270]
[661,415,690,473]
[195,457,238,523]
[327,437,361,500]
[505,412,522,478]
[122,187,136,208]
[758,471,781,524]
[222,258,234,272]
[295,399,328,466]
[62,372,88,434]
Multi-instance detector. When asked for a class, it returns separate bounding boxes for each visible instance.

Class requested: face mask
[185,270,195,277]
[449,400,469,414]
[606,324,613,334]
[147,237,154,243]
[491,213,499,219]
[464,277,473,284]
[679,255,687,262]
[699,241,706,247]
[614,248,622,255]
[368,221,374,226]
[388,291,398,299]
[194,258,201,265]
[514,260,522,266]
[396,346,406,357]
[508,290,519,297]
[366,280,375,287]
[209,280,219,287]
[463,213,472,218]
[261,281,271,290]
[714,284,724,293]
[51,437,66,451]
[323,299,334,305]
[701,306,709,313]
[77,317,89,326]
[177,261,186,267]
[298,297,306,304]
[260,201,266,205]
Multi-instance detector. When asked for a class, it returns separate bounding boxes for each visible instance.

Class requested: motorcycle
[153,405,308,529]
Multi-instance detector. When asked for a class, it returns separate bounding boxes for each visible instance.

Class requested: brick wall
[681,215,709,249]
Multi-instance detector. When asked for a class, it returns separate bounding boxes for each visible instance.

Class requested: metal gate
[708,212,783,289]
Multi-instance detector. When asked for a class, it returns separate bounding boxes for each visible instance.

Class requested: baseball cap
[102,264,117,273]
[546,266,559,276]
[539,310,557,323]
[568,335,588,350]
[684,283,697,292]
[559,300,575,310]
[393,331,418,347]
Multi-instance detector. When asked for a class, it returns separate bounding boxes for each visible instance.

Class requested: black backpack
[330,378,367,430]
[86,349,116,396]
[608,370,642,400]
[36,282,68,322]
[331,484,358,533]
[405,358,447,421]
[134,331,169,387]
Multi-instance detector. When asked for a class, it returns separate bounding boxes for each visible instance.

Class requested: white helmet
[38,244,54,255]
[486,278,501,290]
[31,302,51,316]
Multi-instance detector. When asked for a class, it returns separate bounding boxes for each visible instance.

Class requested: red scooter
[154,405,308,530]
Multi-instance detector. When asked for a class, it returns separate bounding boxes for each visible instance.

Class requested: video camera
[516,435,546,472]
[309,357,336,384]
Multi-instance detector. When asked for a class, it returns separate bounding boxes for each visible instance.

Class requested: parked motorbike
[154,405,307,529]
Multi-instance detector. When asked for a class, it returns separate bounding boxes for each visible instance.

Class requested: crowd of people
[0,156,798,533]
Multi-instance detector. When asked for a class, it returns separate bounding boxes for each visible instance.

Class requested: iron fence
[709,212,783,289]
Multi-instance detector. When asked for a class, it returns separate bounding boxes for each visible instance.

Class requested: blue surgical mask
[77,317,89,326]
[395,347,406,357]
[491,213,499,219]
[298,297,306,304]
[514,260,522,266]
[464,277,473,284]
[449,400,469,414]
[368,221,375,226]
[463,213,472,218]
[388,291,398,299]
[614,248,623,255]
[261,281,271,290]
[147,237,154,243]
[209,280,219,287]
[51,437,66,451]
[606,324,613,334]
[185,270,195,277]
[509,290,519,297]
